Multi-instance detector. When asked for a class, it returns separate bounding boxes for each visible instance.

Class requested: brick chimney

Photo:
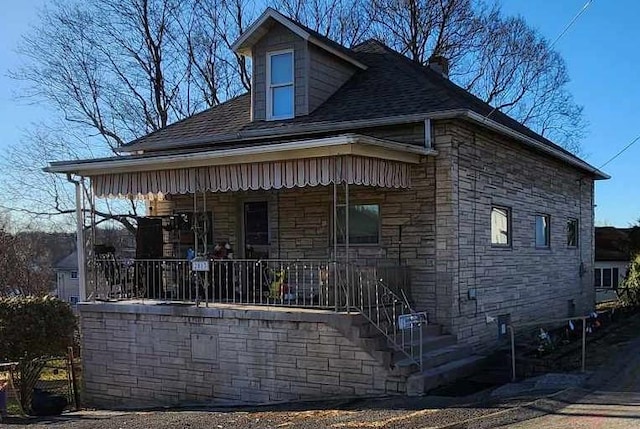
[428,55,449,79]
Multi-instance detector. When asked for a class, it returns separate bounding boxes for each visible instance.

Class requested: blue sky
[0,0,638,227]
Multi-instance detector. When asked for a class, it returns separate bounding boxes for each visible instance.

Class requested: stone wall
[79,302,404,408]
[436,120,596,351]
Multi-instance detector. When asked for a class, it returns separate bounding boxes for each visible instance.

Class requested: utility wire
[598,134,640,169]
[550,0,593,48]
[485,0,593,119]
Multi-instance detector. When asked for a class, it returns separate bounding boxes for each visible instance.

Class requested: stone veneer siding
[148,119,597,353]
[80,302,404,408]
[436,120,596,351]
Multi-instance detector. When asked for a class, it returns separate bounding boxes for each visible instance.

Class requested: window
[267,50,294,120]
[594,267,620,288]
[244,201,269,246]
[491,206,511,246]
[567,218,578,247]
[535,214,550,248]
[69,296,79,305]
[70,271,78,279]
[336,204,380,245]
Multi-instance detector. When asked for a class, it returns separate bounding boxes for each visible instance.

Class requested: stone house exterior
[47,8,608,407]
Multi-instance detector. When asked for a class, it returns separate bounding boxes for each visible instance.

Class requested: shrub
[0,296,76,413]
[620,254,640,307]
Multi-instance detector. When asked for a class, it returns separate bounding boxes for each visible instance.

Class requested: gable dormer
[232,8,366,121]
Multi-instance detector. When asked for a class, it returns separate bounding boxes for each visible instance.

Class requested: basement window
[267,50,294,120]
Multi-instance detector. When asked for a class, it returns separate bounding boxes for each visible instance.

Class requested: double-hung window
[267,50,294,120]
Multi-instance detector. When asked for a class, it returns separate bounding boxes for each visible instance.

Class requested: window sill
[490,244,512,249]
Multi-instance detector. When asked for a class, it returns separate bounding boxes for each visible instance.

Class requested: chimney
[428,55,449,79]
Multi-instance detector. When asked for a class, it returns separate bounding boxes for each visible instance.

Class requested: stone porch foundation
[79,302,405,408]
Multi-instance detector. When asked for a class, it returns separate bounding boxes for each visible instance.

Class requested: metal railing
[340,264,424,370]
[92,257,422,369]
[507,315,589,382]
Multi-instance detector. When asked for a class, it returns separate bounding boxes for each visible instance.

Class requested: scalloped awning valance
[91,155,411,200]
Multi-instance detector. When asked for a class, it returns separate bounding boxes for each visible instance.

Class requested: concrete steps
[406,355,486,395]
[330,313,485,395]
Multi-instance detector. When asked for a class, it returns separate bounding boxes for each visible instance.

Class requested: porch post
[74,177,87,302]
[345,181,350,313]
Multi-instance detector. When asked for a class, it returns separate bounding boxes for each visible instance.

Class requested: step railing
[339,264,424,371]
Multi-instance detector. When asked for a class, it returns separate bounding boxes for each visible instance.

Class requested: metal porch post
[74,177,87,302]
[333,177,338,312]
[345,181,350,313]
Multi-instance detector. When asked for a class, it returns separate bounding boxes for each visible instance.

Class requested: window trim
[266,49,295,121]
[490,205,512,248]
[567,218,579,248]
[333,202,382,247]
[535,213,551,249]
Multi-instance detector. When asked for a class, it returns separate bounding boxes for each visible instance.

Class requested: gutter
[46,134,435,175]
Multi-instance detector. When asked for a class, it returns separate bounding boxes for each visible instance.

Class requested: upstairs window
[535,214,550,248]
[267,50,294,120]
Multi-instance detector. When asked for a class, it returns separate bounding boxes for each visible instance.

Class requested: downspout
[66,174,87,302]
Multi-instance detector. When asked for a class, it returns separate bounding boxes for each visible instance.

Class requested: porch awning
[92,155,411,199]
[47,134,435,199]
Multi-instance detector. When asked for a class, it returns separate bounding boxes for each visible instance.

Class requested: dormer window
[267,50,294,120]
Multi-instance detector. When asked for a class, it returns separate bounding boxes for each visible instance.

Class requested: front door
[243,201,270,259]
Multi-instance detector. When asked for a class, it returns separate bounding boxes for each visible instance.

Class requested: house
[594,227,631,301]
[53,251,79,305]
[45,8,608,407]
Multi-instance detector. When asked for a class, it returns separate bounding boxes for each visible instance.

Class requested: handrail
[339,263,423,370]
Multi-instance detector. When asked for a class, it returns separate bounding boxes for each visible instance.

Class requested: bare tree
[0,216,53,296]
[7,0,586,231]
[367,1,585,151]
[270,0,372,46]
[7,0,256,229]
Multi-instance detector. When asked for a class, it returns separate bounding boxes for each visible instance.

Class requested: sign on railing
[191,258,210,272]
[398,312,428,330]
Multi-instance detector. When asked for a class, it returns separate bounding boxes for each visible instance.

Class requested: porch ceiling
[47,134,433,200]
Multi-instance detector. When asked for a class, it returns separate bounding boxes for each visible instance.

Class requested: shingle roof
[595,227,631,262]
[55,251,78,271]
[120,29,594,175]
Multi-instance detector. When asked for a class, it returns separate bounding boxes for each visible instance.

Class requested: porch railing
[91,258,423,369]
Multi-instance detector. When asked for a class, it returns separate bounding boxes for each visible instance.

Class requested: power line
[550,0,594,48]
[485,0,593,120]
[598,134,640,169]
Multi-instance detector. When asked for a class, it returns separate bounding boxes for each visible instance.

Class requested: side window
[70,271,78,279]
[594,268,602,287]
[491,206,511,246]
[535,214,550,248]
[567,218,578,247]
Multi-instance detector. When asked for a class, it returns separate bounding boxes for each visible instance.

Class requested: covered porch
[49,134,434,314]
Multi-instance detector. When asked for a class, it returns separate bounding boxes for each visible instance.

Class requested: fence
[507,315,590,382]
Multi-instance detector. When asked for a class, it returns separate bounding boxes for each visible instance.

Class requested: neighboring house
[45,8,609,407]
[54,251,79,304]
[594,227,630,301]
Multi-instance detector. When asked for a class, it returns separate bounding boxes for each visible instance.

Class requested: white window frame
[266,49,295,121]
